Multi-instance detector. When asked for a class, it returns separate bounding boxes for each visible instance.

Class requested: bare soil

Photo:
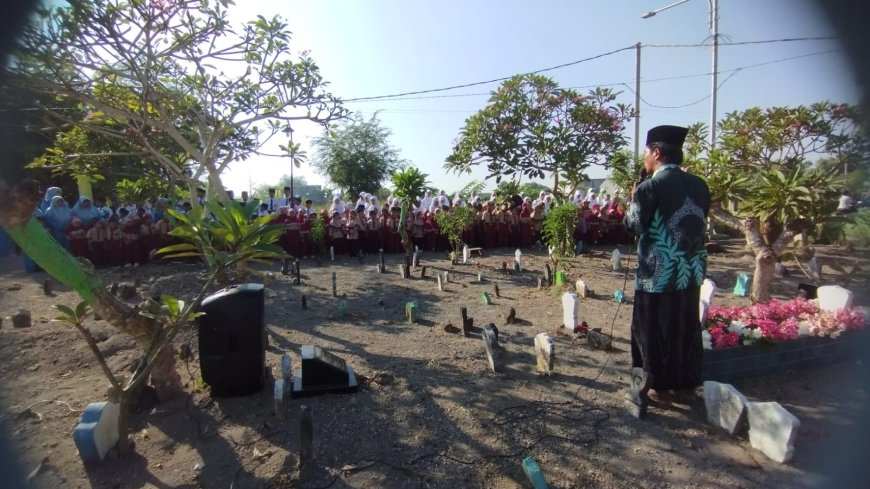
[0,239,868,489]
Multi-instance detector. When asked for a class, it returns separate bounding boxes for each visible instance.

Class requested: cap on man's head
[283,186,291,192]
[646,125,688,147]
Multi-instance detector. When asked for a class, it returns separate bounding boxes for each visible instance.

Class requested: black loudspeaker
[198,283,267,396]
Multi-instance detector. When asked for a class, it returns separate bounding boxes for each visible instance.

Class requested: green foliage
[741,165,839,234]
[53,301,91,326]
[158,199,286,273]
[445,74,633,196]
[434,206,475,253]
[541,203,579,270]
[391,167,429,255]
[313,114,402,198]
[607,150,643,199]
[114,178,171,205]
[309,217,326,254]
[456,180,487,200]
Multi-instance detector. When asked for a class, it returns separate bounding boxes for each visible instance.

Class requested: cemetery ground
[0,239,868,489]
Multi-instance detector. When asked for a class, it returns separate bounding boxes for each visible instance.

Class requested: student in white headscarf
[420,190,433,211]
[329,195,345,215]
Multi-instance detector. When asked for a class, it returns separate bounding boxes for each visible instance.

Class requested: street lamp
[643,0,719,148]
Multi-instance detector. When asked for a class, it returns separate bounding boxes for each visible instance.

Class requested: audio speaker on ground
[198,283,267,396]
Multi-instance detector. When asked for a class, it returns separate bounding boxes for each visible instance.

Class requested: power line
[342,45,637,102]
[342,36,838,103]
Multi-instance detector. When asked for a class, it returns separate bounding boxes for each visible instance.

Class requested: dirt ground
[0,239,868,489]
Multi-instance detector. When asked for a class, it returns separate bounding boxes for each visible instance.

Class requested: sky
[219,0,861,196]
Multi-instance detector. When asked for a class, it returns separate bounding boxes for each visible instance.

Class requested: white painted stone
[746,401,800,463]
[700,278,717,324]
[462,245,470,264]
[444,271,449,283]
[73,401,120,462]
[534,333,555,376]
[703,381,748,435]
[437,274,443,292]
[817,285,853,312]
[575,280,587,298]
[514,249,523,272]
[274,379,287,418]
[611,248,622,272]
[561,292,578,331]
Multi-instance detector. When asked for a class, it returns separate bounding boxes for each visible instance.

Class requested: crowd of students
[24,184,630,271]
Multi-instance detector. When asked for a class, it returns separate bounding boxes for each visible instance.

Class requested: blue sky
[221,0,860,195]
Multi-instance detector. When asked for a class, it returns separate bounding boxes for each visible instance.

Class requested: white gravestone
[611,248,622,272]
[534,332,555,375]
[463,245,470,264]
[700,278,717,324]
[562,292,579,331]
[817,285,853,312]
[514,249,523,272]
[704,381,748,435]
[437,274,443,292]
[576,279,587,299]
[747,401,800,463]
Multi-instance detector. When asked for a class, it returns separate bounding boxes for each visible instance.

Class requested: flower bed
[701,299,868,382]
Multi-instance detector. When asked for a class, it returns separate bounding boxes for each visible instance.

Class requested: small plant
[542,202,580,271]
[435,206,475,255]
[309,217,327,257]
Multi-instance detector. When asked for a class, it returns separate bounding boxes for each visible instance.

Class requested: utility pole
[634,42,642,160]
[709,0,719,149]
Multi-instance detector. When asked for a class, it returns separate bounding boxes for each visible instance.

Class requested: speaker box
[198,283,267,396]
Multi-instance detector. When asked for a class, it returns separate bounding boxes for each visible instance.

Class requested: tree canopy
[9,0,345,203]
[312,114,403,199]
[445,74,633,197]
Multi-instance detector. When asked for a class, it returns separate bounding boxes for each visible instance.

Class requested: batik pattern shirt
[624,164,711,293]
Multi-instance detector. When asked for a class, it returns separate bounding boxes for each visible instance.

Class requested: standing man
[623,125,710,418]
[266,188,277,213]
[280,186,292,208]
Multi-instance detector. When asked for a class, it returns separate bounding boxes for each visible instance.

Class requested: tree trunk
[117,395,132,456]
[399,203,412,277]
[0,181,183,400]
[751,249,777,303]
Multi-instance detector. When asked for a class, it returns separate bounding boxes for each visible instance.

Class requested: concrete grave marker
[73,401,120,462]
[576,280,587,298]
[562,292,578,331]
[809,257,822,280]
[379,249,385,269]
[437,274,444,292]
[544,264,552,286]
[817,285,853,312]
[537,277,543,289]
[444,271,450,283]
[554,271,566,286]
[747,401,800,463]
[482,324,500,372]
[506,307,516,325]
[460,307,472,337]
[700,278,717,324]
[376,264,384,274]
[412,251,420,268]
[522,456,549,489]
[274,379,288,419]
[331,272,337,297]
[11,310,31,328]
[534,332,555,376]
[281,354,292,381]
[514,249,523,272]
[405,301,418,323]
[733,273,750,297]
[611,248,623,272]
[398,264,406,278]
[282,257,290,275]
[493,283,500,298]
[477,273,482,282]
[291,345,358,398]
[462,245,470,264]
[481,292,492,305]
[704,381,748,435]
[294,259,301,285]
[330,246,335,261]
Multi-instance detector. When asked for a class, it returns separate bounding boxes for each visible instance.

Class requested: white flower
[702,330,712,350]
[798,320,812,337]
[728,320,746,336]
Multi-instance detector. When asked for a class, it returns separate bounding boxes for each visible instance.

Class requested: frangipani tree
[10,0,345,203]
[390,167,428,276]
[684,103,865,302]
[445,74,633,197]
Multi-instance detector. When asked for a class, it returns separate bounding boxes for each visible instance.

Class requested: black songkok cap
[646,125,688,147]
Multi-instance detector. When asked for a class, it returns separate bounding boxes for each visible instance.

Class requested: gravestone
[291,345,358,398]
[379,249,385,269]
[376,264,384,274]
[330,246,335,261]
[412,251,420,268]
[809,257,822,280]
[420,266,427,278]
[544,264,552,286]
[733,273,750,297]
[537,277,543,289]
[576,279,588,299]
[43,279,52,296]
[460,307,473,337]
[700,278,717,325]
[703,381,748,435]
[522,456,549,489]
[73,401,120,462]
[398,264,406,278]
[625,368,653,419]
[554,271,566,286]
[817,285,853,312]
[444,271,449,283]
[514,249,523,272]
[493,283,500,298]
[534,332,555,376]
[282,257,290,275]
[275,355,290,384]
[11,310,31,328]
[437,274,443,292]
[746,401,800,463]
[481,292,492,305]
[462,245,470,264]
[477,273,482,282]
[561,292,578,331]
[611,248,623,272]
[506,307,516,325]
[482,324,500,372]
[301,295,307,310]
[294,259,301,285]
[405,301,418,324]
[274,379,288,419]
[613,290,625,303]
[331,272,337,297]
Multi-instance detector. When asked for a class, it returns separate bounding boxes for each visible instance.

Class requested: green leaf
[54,304,75,318]
[74,301,89,321]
